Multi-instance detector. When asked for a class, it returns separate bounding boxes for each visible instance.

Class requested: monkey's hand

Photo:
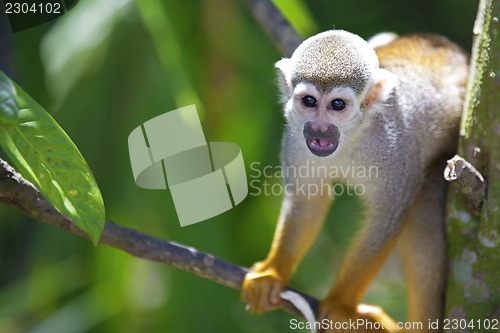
[318,299,399,333]
[242,263,286,313]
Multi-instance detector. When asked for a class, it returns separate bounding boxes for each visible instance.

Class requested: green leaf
[0,72,105,245]
[0,72,19,126]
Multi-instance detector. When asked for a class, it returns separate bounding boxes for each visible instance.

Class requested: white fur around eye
[293,82,320,98]
[326,87,357,105]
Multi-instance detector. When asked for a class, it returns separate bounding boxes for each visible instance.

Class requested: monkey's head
[276,30,397,157]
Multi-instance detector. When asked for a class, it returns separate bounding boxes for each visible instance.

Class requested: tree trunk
[445,0,500,328]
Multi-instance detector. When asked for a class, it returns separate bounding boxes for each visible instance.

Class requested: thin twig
[444,154,487,209]
[0,158,318,318]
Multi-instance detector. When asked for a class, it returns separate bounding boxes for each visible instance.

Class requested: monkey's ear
[275,58,293,98]
[364,68,398,111]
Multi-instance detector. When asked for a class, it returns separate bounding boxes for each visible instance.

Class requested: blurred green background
[0,0,477,332]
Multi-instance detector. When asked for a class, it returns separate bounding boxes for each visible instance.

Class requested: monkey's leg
[318,200,409,333]
[242,189,332,313]
[399,165,447,332]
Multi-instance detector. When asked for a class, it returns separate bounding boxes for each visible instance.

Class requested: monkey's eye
[302,96,317,107]
[330,99,346,111]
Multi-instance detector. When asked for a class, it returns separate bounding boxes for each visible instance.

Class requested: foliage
[0,73,18,126]
[0,72,105,245]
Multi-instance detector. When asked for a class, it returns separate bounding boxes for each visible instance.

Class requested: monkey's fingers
[242,269,284,313]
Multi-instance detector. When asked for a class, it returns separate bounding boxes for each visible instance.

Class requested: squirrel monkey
[242,30,468,332]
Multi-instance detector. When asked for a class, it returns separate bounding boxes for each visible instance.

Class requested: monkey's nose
[310,122,330,133]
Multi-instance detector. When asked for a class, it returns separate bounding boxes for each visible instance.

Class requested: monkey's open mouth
[306,138,339,157]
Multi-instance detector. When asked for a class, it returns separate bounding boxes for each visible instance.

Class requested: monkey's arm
[242,189,331,313]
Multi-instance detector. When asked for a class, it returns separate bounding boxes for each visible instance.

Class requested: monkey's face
[287,83,363,157]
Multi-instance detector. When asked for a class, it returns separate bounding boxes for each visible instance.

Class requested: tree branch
[240,0,303,56]
[0,157,318,318]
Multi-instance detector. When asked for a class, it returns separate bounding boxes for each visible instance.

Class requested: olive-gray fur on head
[276,30,379,95]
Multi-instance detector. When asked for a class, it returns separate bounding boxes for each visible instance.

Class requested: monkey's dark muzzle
[303,122,340,157]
